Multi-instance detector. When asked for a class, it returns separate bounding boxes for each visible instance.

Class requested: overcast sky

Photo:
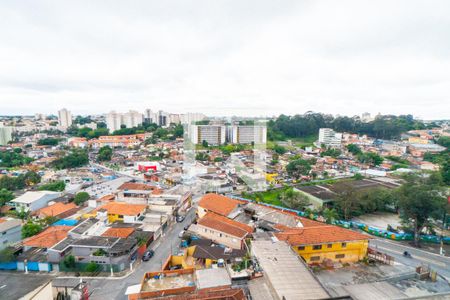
[0,1,449,119]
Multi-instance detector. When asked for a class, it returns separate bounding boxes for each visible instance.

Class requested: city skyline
[0,1,449,119]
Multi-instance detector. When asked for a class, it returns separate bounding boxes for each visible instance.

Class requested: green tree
[202,140,209,148]
[37,138,59,146]
[52,149,89,169]
[397,173,447,247]
[273,144,287,155]
[195,152,210,161]
[322,208,339,224]
[0,188,14,206]
[346,144,362,155]
[97,146,113,162]
[22,221,43,238]
[85,262,100,273]
[74,192,90,205]
[280,188,310,210]
[320,147,342,158]
[357,152,383,166]
[0,247,15,262]
[286,159,312,179]
[38,180,66,192]
[63,255,76,269]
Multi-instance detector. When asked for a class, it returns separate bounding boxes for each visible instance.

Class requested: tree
[0,247,15,262]
[0,151,33,167]
[397,173,447,247]
[195,152,210,161]
[357,152,383,166]
[273,144,287,155]
[280,188,310,210]
[335,187,361,220]
[74,192,90,205]
[202,140,209,148]
[63,255,76,269]
[22,221,43,238]
[320,148,341,158]
[37,138,59,146]
[286,159,312,179]
[322,208,339,224]
[86,262,100,273]
[346,144,362,155]
[0,188,14,206]
[38,180,66,192]
[52,149,89,169]
[97,146,113,162]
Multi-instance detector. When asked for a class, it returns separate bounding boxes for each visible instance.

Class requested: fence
[58,261,123,273]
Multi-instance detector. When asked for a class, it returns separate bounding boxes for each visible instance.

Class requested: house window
[310,256,321,262]
[118,215,124,218]
[219,233,223,237]
[312,245,322,250]
[298,246,305,251]
[204,229,207,232]
[327,244,332,248]
[341,242,347,248]
[335,254,345,259]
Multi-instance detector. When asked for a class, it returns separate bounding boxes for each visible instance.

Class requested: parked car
[142,250,155,261]
[178,230,185,238]
[176,215,185,223]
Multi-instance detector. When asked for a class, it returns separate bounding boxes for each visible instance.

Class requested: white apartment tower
[106,111,144,132]
[106,111,123,132]
[58,108,72,128]
[229,125,267,144]
[189,125,226,145]
[0,123,13,145]
[123,110,144,128]
[318,128,342,148]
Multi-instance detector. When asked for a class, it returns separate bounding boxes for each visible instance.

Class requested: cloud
[0,0,449,119]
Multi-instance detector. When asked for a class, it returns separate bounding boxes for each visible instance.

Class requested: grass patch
[242,188,287,207]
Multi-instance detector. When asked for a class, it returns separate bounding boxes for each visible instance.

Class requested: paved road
[83,208,196,300]
[370,238,450,279]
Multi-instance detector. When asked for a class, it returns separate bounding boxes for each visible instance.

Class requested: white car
[178,230,185,238]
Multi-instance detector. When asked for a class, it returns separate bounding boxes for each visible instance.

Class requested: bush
[21,221,43,238]
[63,255,76,269]
[86,262,99,273]
[38,180,65,192]
[74,192,90,205]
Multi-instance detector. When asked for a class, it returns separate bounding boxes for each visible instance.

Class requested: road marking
[376,246,447,267]
[0,285,6,289]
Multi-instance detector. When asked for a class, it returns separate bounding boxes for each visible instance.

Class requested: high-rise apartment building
[229,125,267,144]
[58,108,72,128]
[144,109,157,124]
[318,128,342,148]
[179,113,207,124]
[157,111,169,127]
[189,125,226,145]
[123,110,144,128]
[0,123,13,145]
[106,111,143,132]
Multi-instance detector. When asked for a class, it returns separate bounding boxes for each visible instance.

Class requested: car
[183,225,189,231]
[176,215,185,223]
[178,230,185,238]
[142,250,154,261]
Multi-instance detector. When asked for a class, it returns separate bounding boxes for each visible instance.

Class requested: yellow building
[275,225,371,264]
[83,202,147,223]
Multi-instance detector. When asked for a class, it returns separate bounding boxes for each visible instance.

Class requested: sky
[0,1,449,119]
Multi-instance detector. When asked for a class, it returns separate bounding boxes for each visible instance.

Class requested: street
[370,238,450,279]
[79,208,196,300]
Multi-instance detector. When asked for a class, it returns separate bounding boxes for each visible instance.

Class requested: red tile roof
[198,194,245,217]
[37,202,77,217]
[102,227,135,238]
[99,202,147,216]
[23,226,73,248]
[275,225,371,246]
[198,212,253,239]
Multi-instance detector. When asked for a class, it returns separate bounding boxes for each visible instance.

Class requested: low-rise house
[116,182,163,204]
[35,202,78,219]
[0,217,22,250]
[96,202,147,223]
[197,193,245,219]
[275,225,371,264]
[190,212,253,249]
[10,191,63,212]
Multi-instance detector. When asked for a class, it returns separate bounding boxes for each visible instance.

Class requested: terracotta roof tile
[275,225,371,245]
[198,212,253,239]
[198,194,245,217]
[99,202,147,216]
[37,202,77,217]
[102,227,135,238]
[23,225,73,248]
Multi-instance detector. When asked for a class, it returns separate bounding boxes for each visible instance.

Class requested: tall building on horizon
[57,108,72,128]
[0,122,13,145]
[106,110,143,133]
